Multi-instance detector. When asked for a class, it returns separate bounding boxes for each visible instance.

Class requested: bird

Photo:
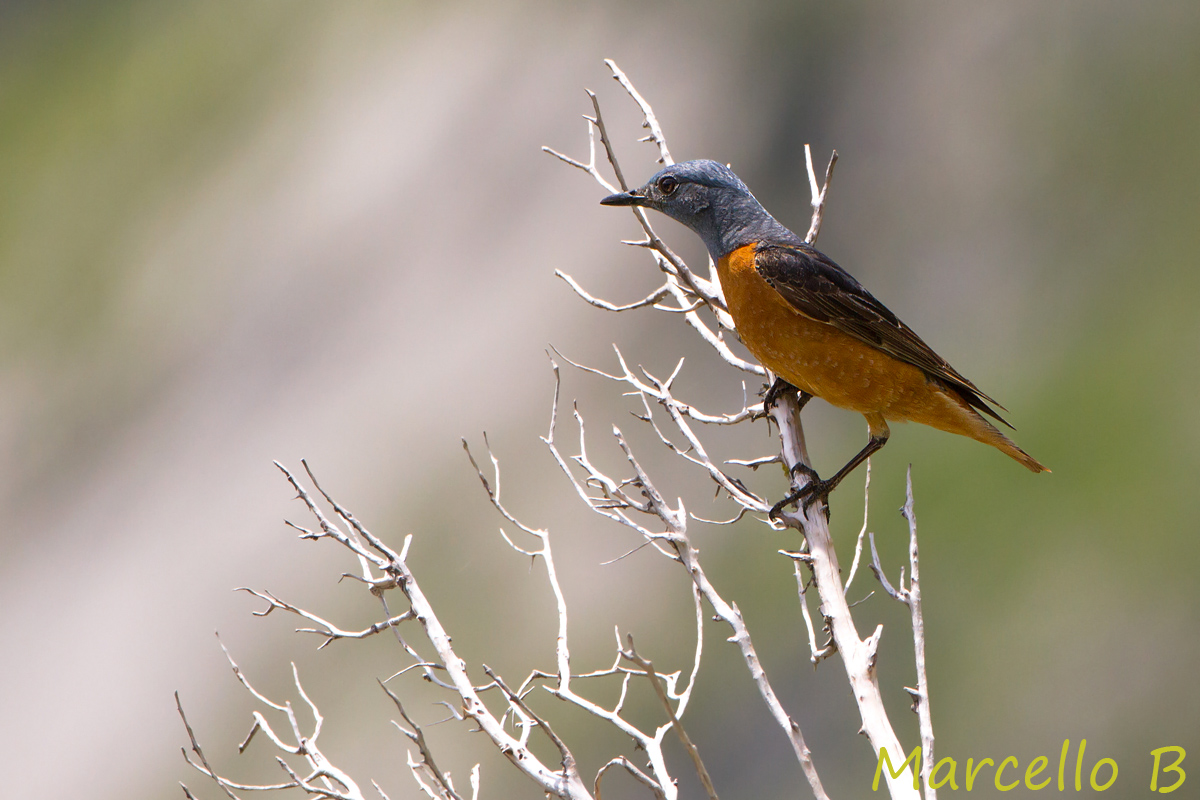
[601,159,1047,519]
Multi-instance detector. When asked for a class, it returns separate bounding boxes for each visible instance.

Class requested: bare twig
[556,271,672,312]
[179,647,367,800]
[620,636,718,800]
[177,692,243,800]
[868,534,904,603]
[804,144,839,244]
[545,69,739,335]
[844,459,874,592]
[239,588,412,650]
[594,757,667,800]
[380,681,464,800]
[787,558,835,664]
[605,58,673,166]
[543,355,829,797]
[385,536,591,798]
[467,392,730,800]
[218,462,598,799]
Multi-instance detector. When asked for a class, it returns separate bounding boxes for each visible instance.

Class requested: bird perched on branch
[601,159,1047,519]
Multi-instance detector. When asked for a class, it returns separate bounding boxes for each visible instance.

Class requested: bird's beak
[600,188,647,207]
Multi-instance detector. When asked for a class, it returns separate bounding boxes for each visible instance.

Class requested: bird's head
[600,160,786,258]
[600,159,749,225]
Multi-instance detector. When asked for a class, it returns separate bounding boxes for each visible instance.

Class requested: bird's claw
[768,465,832,522]
[762,378,797,412]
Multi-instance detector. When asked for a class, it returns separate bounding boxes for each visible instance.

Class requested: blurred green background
[2,1,1198,798]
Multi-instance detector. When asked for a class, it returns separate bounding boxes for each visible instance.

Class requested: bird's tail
[966,414,1050,473]
[923,392,1050,473]
[994,437,1050,473]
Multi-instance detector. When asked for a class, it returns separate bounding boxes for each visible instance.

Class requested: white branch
[902,468,935,799]
[556,271,671,311]
[178,648,367,800]
[381,682,464,800]
[387,540,591,798]
[605,58,673,166]
[804,143,838,245]
[462,436,573,692]
[619,637,718,800]
[239,588,412,650]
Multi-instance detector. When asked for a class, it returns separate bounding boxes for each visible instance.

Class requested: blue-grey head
[600,159,800,259]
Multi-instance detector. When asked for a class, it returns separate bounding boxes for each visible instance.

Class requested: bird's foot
[769,463,832,522]
[761,378,798,412]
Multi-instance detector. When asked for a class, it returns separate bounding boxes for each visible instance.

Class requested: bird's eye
[657,175,679,196]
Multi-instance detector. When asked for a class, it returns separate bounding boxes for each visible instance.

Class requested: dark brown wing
[754,242,1010,426]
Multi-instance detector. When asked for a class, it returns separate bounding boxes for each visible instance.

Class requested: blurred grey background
[2,2,1198,798]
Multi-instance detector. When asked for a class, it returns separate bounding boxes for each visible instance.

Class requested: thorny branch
[619,636,717,800]
[379,682,466,800]
[240,588,412,650]
[465,423,711,800]
[545,62,747,354]
[177,643,366,800]
[182,461,594,800]
[539,349,827,798]
[184,443,718,799]
[869,467,936,799]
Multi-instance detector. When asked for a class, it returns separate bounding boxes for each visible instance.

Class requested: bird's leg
[769,436,886,520]
[770,416,890,521]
